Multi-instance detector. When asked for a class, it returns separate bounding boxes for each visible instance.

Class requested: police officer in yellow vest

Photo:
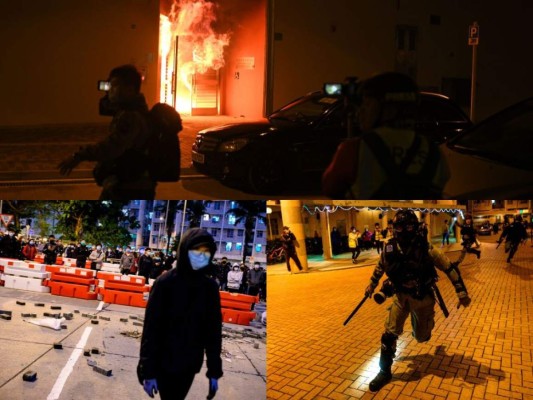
[364,210,471,392]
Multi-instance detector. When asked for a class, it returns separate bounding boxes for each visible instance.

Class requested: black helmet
[392,210,419,243]
[515,215,523,222]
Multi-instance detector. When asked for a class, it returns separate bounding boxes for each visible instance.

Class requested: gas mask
[99,94,118,116]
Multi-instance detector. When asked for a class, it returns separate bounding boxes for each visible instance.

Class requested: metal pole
[470,43,477,122]
[180,200,187,238]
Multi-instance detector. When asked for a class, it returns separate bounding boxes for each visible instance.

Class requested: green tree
[53,201,139,246]
[154,200,179,254]
[226,201,266,264]
[177,200,211,228]
[1,201,56,236]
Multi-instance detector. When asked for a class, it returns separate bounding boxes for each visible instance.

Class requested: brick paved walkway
[267,238,533,399]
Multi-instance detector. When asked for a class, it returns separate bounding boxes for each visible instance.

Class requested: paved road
[0,116,269,199]
[0,286,266,400]
[267,235,533,399]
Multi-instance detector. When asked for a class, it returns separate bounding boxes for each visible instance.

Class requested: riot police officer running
[498,215,528,263]
[456,214,481,264]
[364,210,471,392]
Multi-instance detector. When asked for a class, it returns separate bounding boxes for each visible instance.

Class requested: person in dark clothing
[0,228,21,259]
[74,241,90,268]
[330,227,342,255]
[137,228,222,400]
[217,257,231,291]
[280,226,303,273]
[43,239,60,265]
[498,215,528,263]
[150,251,164,280]
[456,214,481,264]
[138,248,154,282]
[247,262,265,296]
[163,250,177,271]
[65,243,77,259]
[58,64,156,200]
[120,247,135,275]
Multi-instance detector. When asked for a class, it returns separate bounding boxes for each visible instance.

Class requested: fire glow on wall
[159,0,230,115]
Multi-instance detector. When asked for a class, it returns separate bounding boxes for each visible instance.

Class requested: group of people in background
[348,222,394,263]
[0,230,267,301]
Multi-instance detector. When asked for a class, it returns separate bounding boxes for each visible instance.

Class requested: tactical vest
[382,236,437,298]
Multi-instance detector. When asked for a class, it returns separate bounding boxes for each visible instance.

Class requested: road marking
[47,326,93,400]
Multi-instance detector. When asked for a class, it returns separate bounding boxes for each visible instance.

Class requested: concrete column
[280,200,308,271]
[320,209,332,260]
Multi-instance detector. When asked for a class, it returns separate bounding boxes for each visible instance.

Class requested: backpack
[361,131,442,198]
[145,103,183,182]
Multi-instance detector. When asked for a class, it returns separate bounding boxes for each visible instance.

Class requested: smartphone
[98,80,110,91]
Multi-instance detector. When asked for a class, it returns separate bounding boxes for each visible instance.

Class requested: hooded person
[137,228,222,400]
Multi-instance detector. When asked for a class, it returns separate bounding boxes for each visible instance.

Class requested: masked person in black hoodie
[137,228,222,400]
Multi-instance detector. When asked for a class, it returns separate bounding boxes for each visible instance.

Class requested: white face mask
[188,249,210,270]
[96,246,102,251]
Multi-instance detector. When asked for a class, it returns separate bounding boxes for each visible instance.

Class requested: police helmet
[392,210,419,234]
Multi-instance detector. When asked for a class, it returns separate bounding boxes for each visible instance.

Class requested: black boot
[369,332,397,392]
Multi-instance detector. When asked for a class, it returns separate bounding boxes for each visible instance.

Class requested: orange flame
[160,0,230,114]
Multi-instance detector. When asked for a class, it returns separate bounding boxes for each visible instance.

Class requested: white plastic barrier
[3,275,50,293]
[100,262,121,274]
[0,258,51,292]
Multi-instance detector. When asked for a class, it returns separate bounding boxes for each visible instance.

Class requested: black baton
[343,294,369,326]
[432,284,449,318]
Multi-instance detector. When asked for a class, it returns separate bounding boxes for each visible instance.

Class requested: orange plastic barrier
[221,308,256,326]
[48,281,98,300]
[96,272,149,308]
[34,255,64,265]
[102,289,148,308]
[219,291,259,311]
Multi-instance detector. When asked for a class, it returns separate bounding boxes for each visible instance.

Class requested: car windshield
[448,99,533,170]
[269,93,341,124]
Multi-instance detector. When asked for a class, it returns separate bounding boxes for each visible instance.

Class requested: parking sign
[469,22,479,45]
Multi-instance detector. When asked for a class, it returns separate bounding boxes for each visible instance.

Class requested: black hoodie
[138,228,223,382]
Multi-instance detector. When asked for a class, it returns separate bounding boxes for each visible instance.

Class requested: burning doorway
[159,0,230,116]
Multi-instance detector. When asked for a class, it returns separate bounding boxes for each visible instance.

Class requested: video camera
[323,76,360,103]
[323,77,361,138]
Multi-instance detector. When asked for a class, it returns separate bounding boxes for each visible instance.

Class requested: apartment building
[126,200,267,264]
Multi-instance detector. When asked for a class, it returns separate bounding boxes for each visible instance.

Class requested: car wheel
[248,157,285,194]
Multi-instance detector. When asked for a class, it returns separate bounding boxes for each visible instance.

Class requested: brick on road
[268,238,533,400]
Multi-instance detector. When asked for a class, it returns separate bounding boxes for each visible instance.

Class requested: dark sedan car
[191,91,471,193]
[442,97,533,198]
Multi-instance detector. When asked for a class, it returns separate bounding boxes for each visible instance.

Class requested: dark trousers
[285,250,303,271]
[157,371,196,400]
[350,247,361,260]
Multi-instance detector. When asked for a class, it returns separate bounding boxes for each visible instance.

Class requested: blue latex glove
[143,379,158,398]
[207,377,218,399]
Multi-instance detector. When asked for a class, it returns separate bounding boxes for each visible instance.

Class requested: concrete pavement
[0,286,266,400]
[267,236,533,399]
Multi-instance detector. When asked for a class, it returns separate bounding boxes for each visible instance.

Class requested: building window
[203,214,210,221]
[237,230,244,237]
[257,231,264,238]
[236,243,243,251]
[396,26,417,51]
[214,202,222,210]
[152,236,158,244]
[226,229,234,238]
[211,228,218,237]
[153,223,161,232]
[258,218,265,225]
[211,215,220,223]
[255,244,262,253]
[228,215,236,225]
[225,242,233,252]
